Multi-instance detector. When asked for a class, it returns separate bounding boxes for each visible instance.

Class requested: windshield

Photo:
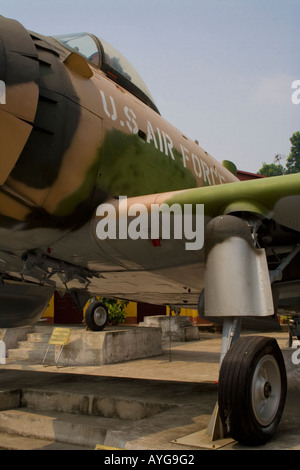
[53,32,159,114]
[53,33,100,64]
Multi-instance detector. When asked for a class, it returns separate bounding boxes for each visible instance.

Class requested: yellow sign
[48,328,72,346]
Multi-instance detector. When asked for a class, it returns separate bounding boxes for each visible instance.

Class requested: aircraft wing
[94,172,299,321]
[161,173,300,321]
[160,172,300,232]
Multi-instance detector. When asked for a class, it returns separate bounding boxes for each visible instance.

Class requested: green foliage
[257,131,300,177]
[285,131,300,174]
[100,297,128,325]
[85,297,128,325]
[280,315,291,324]
[257,162,285,177]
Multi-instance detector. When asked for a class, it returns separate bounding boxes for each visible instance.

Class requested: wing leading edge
[163,172,300,233]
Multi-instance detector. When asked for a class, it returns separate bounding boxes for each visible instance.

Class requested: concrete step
[26,332,51,342]
[0,408,125,448]
[21,388,175,420]
[7,327,58,361]
[0,431,91,450]
[0,387,176,449]
[7,347,53,361]
[17,340,49,350]
[34,324,60,332]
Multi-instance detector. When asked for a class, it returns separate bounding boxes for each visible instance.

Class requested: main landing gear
[85,300,109,331]
[202,215,287,447]
[218,333,287,446]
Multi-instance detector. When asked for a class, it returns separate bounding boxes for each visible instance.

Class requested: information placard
[48,328,72,346]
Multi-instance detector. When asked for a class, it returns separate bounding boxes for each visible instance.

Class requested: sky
[1,0,299,173]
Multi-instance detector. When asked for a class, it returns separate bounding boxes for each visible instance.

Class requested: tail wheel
[85,301,108,331]
[218,336,287,446]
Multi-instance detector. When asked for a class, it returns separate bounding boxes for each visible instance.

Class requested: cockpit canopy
[53,32,159,114]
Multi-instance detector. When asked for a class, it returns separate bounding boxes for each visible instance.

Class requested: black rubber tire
[85,301,108,331]
[218,335,287,446]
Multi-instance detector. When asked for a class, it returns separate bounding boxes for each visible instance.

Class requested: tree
[285,131,300,174]
[257,162,285,177]
[101,297,128,325]
[257,131,300,176]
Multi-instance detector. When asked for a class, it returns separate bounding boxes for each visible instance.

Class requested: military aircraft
[0,15,300,446]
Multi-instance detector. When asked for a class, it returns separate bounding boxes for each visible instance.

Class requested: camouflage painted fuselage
[0,16,235,241]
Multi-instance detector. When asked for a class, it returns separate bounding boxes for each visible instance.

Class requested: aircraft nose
[0,15,39,185]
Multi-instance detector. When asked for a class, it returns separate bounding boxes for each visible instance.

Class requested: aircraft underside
[0,212,299,446]
[0,209,299,323]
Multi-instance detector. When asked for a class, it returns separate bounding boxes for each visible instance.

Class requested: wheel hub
[251,354,281,426]
[94,306,107,326]
[263,381,272,399]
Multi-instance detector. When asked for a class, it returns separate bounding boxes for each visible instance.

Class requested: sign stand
[43,327,72,367]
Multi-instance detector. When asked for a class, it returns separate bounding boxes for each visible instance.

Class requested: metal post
[0,340,6,365]
[220,317,241,367]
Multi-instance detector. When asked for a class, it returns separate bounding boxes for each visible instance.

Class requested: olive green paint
[97,129,197,197]
[52,128,197,216]
[166,173,300,218]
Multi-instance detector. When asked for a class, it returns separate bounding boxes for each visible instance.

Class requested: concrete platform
[140,315,200,341]
[3,323,162,366]
[0,329,299,451]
